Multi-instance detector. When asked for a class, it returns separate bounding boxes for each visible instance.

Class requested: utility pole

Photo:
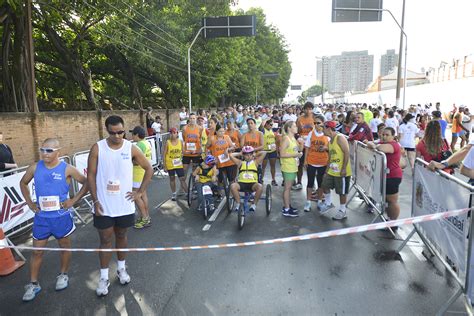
[25,0,38,113]
[395,0,406,109]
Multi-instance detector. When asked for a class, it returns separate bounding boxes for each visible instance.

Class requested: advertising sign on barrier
[354,142,385,206]
[145,137,158,167]
[412,161,471,276]
[0,171,35,232]
[73,151,89,193]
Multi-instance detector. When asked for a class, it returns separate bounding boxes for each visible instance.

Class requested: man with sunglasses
[87,115,153,297]
[20,139,89,301]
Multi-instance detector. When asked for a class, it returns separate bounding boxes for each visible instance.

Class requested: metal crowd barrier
[397,158,474,315]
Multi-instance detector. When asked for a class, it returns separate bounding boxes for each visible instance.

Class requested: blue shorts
[452,131,466,137]
[32,212,76,240]
[266,151,278,159]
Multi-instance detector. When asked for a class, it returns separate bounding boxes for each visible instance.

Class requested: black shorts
[238,182,256,193]
[265,151,278,159]
[183,156,202,165]
[218,165,237,183]
[93,214,135,230]
[307,165,326,189]
[404,147,415,152]
[386,178,402,195]
[168,168,185,178]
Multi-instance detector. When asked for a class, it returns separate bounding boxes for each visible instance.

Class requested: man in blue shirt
[432,110,448,139]
[20,138,89,301]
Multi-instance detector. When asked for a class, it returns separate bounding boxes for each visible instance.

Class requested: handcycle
[187,174,232,219]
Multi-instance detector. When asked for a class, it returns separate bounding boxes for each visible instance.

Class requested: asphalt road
[0,168,469,315]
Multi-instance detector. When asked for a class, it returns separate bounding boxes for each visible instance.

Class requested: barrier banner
[145,136,158,167]
[0,171,35,232]
[73,151,89,192]
[354,142,385,206]
[412,161,471,276]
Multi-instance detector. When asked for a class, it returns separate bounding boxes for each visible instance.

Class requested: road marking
[202,198,227,231]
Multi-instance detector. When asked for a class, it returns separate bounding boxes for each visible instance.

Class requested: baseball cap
[169,127,178,133]
[130,126,146,138]
[324,121,337,129]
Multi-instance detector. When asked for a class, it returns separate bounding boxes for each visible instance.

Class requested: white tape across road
[2,207,471,253]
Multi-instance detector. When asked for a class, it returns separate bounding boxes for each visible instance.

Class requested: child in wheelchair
[192,155,219,212]
[228,146,267,213]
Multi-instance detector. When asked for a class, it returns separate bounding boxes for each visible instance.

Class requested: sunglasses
[315,122,323,125]
[39,147,60,154]
[107,130,125,136]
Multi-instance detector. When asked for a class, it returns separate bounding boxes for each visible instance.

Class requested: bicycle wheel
[237,203,245,230]
[187,176,194,207]
[265,184,272,216]
[223,177,232,214]
[203,201,208,220]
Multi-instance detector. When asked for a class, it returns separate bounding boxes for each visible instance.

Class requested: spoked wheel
[237,203,245,230]
[223,177,232,214]
[203,201,208,220]
[187,175,195,207]
[265,184,272,216]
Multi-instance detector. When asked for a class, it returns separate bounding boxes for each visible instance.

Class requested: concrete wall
[0,109,181,167]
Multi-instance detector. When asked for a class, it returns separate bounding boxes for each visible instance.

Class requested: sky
[235,0,474,101]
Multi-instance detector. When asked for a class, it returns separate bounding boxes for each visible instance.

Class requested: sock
[324,193,332,205]
[100,268,109,280]
[340,204,346,212]
[284,207,290,211]
[306,200,311,204]
[117,260,126,270]
[31,281,39,285]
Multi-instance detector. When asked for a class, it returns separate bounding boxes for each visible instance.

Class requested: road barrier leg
[396,227,416,253]
[435,288,463,316]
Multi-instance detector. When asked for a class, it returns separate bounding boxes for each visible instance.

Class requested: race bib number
[39,196,60,212]
[107,180,121,195]
[218,153,230,163]
[243,172,254,180]
[172,158,182,167]
[186,143,196,151]
[268,143,276,151]
[202,185,213,195]
[329,163,340,173]
[272,123,279,129]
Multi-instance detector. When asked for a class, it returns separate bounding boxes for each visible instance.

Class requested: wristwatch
[440,160,449,168]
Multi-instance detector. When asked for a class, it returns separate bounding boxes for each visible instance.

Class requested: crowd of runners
[9,100,474,301]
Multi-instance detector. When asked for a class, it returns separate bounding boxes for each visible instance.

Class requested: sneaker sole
[332,215,347,220]
[23,288,41,302]
[118,275,131,285]
[55,284,68,291]
[282,213,298,218]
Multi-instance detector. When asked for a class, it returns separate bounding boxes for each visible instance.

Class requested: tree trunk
[1,11,13,111]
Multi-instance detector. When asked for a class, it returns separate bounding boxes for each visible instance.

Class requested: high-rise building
[317,50,374,93]
[380,49,399,77]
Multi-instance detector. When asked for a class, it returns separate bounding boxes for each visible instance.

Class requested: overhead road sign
[332,0,383,22]
[202,15,256,39]
[290,85,302,90]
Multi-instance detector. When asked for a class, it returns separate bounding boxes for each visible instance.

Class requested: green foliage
[301,85,325,100]
[0,0,291,111]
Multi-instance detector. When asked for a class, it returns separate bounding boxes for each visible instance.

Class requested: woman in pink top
[366,127,402,221]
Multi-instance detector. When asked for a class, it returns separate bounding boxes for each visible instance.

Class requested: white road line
[202,198,227,231]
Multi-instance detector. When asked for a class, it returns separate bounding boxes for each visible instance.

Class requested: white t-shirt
[369,118,383,133]
[151,122,162,134]
[462,115,472,133]
[324,111,334,121]
[385,117,399,135]
[399,122,419,149]
[463,140,474,169]
[282,113,297,122]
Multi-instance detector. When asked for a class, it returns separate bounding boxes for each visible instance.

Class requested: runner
[398,113,419,172]
[20,138,89,301]
[225,120,241,152]
[240,118,264,152]
[87,115,153,297]
[163,127,188,201]
[295,102,315,190]
[130,126,152,229]
[182,113,203,176]
[192,155,219,212]
[228,146,267,213]
[303,115,330,212]
[279,121,304,217]
[260,118,278,186]
[179,106,188,130]
[321,121,352,220]
[207,124,236,186]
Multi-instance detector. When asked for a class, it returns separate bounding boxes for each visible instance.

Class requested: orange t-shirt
[183,125,201,157]
[225,129,241,149]
[297,115,315,137]
[209,135,234,168]
[306,131,329,166]
[451,112,462,133]
[242,131,262,149]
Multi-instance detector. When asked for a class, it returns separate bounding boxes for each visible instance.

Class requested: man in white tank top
[87,115,153,297]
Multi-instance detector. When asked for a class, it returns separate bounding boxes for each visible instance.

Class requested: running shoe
[55,273,69,291]
[289,205,299,213]
[22,283,41,302]
[171,193,177,201]
[304,201,312,212]
[282,208,298,217]
[249,204,257,212]
[117,268,131,285]
[332,209,347,220]
[271,180,278,186]
[134,217,151,229]
[96,278,110,296]
[318,202,334,215]
[291,184,298,191]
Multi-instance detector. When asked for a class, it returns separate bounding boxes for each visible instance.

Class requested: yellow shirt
[327,134,352,177]
[280,136,298,173]
[133,140,152,182]
[165,139,183,170]
[198,167,215,183]
[238,160,258,183]
[263,128,277,152]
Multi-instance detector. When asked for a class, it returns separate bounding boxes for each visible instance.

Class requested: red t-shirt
[382,141,403,179]
[416,140,453,174]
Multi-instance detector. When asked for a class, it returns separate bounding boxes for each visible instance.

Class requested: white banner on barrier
[145,137,158,167]
[74,152,89,191]
[354,143,385,205]
[413,162,470,276]
[0,171,36,232]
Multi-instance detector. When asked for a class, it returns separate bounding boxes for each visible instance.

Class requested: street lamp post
[315,56,327,104]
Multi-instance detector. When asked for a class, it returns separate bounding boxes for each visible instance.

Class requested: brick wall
[0,109,180,167]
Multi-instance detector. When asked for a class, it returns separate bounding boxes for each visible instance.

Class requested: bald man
[20,138,89,302]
